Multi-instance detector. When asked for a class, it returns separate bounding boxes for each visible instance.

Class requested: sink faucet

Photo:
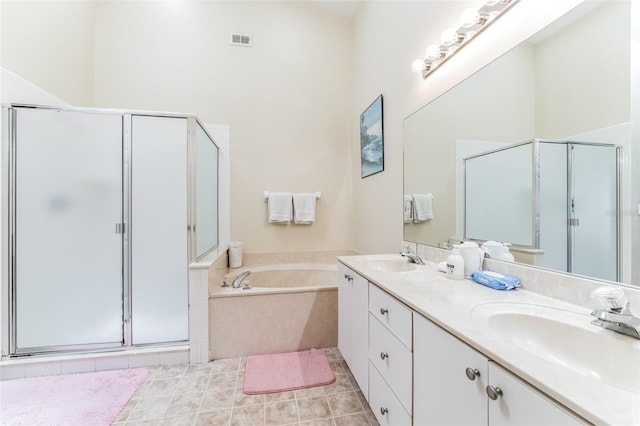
[400,245,425,265]
[591,302,640,340]
[231,270,251,289]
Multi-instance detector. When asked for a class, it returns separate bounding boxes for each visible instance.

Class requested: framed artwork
[360,94,384,178]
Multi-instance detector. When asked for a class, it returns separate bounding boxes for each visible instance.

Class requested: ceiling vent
[230,33,252,47]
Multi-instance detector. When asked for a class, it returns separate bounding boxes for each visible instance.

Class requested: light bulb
[411,59,425,73]
[440,28,458,46]
[425,44,441,61]
[461,8,479,28]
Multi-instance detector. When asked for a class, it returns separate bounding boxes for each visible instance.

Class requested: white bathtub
[209,263,338,359]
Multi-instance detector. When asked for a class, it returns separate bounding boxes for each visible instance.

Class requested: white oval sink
[471,302,640,394]
[365,258,417,272]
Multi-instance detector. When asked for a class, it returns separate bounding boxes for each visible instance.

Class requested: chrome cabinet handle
[486,385,503,400]
[380,308,388,315]
[380,352,388,360]
[380,407,388,415]
[465,368,481,381]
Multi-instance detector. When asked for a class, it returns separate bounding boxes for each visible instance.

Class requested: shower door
[569,143,618,281]
[12,108,124,352]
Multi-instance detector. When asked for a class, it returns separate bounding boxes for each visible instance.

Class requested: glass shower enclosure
[2,104,219,356]
[464,139,620,282]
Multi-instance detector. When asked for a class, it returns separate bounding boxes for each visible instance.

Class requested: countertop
[338,254,640,426]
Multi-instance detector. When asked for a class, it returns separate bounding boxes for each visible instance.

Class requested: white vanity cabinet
[487,362,584,426]
[414,313,488,425]
[337,263,369,397]
[414,313,585,426]
[368,284,413,425]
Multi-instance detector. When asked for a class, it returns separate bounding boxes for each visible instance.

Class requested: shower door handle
[568,218,580,227]
[115,223,126,234]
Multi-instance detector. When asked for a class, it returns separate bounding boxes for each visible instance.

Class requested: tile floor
[113,348,379,426]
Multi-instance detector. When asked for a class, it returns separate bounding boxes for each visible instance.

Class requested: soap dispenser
[501,243,515,262]
[446,246,465,280]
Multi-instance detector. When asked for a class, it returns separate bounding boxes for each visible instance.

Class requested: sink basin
[365,258,417,272]
[471,302,640,393]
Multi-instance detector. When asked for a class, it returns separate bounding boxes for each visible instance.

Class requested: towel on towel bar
[293,193,317,224]
[268,192,293,224]
[413,193,434,222]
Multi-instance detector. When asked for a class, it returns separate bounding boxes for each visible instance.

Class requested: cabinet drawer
[369,284,412,349]
[369,314,412,413]
[369,361,412,426]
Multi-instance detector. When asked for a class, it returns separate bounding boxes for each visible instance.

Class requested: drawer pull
[380,352,389,360]
[465,368,481,381]
[380,308,389,315]
[380,407,388,415]
[486,385,503,400]
[344,274,353,282]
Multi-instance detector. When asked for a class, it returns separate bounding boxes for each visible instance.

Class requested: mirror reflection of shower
[464,139,619,282]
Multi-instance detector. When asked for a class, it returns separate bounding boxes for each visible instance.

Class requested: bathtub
[209,263,338,359]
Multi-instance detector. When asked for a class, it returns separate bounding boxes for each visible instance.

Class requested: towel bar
[263,191,321,202]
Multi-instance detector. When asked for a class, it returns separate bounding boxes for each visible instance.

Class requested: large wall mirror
[404,0,638,287]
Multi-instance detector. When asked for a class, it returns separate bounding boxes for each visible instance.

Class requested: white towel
[268,192,293,224]
[413,193,434,222]
[403,194,413,223]
[293,193,317,224]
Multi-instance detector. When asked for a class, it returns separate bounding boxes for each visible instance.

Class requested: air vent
[230,33,252,47]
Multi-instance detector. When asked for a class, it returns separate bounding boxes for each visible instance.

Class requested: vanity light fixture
[412,0,520,79]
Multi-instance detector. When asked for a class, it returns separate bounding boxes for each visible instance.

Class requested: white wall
[351,0,584,254]
[0,1,95,106]
[92,1,354,253]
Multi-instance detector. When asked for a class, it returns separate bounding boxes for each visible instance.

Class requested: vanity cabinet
[487,362,584,426]
[414,313,585,426]
[368,284,413,424]
[414,313,487,425]
[337,263,369,397]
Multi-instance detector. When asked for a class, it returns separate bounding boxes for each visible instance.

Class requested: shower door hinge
[115,223,126,234]
[568,218,580,227]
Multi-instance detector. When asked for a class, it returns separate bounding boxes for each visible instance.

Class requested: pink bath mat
[0,368,148,426]
[243,349,336,394]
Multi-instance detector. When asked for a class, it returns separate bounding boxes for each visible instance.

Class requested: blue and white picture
[360,95,384,178]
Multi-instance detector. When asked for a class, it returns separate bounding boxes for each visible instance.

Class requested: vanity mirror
[403,0,638,287]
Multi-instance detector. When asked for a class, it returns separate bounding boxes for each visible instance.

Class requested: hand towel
[403,195,413,223]
[268,192,293,224]
[412,193,434,222]
[293,193,317,224]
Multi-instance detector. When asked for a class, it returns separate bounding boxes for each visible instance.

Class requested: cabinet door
[488,362,585,425]
[337,263,369,398]
[414,313,488,426]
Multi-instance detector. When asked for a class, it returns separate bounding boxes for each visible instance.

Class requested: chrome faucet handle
[221,279,229,287]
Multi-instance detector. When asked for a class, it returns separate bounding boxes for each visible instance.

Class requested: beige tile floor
[113,348,379,426]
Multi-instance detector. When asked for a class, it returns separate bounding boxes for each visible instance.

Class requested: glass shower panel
[131,115,188,345]
[465,143,534,246]
[14,108,124,350]
[570,144,618,281]
[195,124,219,258]
[538,142,568,272]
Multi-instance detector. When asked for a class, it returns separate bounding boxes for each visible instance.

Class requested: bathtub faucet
[232,271,251,289]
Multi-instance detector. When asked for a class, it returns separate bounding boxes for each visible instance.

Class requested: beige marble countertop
[338,254,640,426]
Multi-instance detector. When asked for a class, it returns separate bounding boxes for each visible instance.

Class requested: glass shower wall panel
[131,115,188,345]
[570,144,618,281]
[195,124,219,258]
[465,142,534,246]
[14,108,124,349]
[538,142,568,272]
